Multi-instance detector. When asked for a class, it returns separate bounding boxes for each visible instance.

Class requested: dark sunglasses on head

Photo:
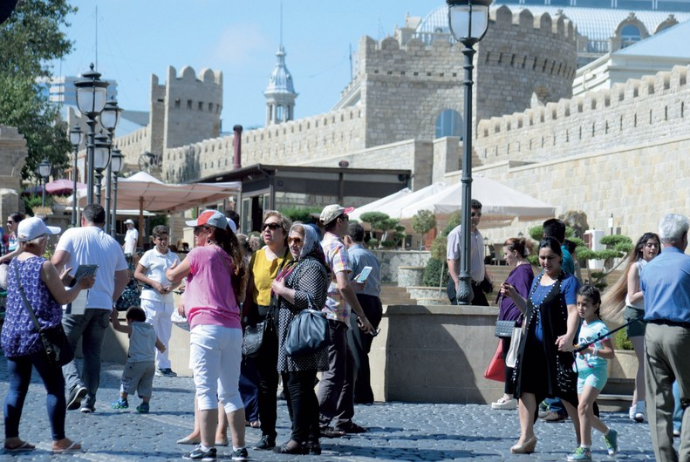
[287,237,302,245]
[262,223,281,231]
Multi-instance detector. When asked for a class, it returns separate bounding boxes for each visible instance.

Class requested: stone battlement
[475,65,689,163]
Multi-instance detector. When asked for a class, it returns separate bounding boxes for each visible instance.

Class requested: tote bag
[483,340,505,382]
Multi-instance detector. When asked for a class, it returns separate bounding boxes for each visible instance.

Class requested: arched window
[621,24,641,48]
[435,109,463,139]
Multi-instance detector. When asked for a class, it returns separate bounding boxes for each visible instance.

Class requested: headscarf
[299,224,326,268]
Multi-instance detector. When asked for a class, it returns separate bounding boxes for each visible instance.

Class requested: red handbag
[484,340,506,382]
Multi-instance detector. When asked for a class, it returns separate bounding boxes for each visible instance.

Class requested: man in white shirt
[52,204,129,413]
[123,219,138,257]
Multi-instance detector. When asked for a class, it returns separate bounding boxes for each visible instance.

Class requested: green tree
[0,0,76,180]
[411,210,436,249]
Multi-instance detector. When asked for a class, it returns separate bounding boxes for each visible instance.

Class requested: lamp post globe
[74,64,109,205]
[68,126,84,226]
[38,158,51,207]
[110,148,124,237]
[99,98,121,232]
[446,0,491,305]
[93,132,111,205]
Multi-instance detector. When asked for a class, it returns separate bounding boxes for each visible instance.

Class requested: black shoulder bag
[14,263,74,368]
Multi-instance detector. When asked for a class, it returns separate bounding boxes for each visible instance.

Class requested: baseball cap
[17,217,61,242]
[185,210,228,229]
[226,217,238,234]
[320,204,355,225]
[124,219,134,225]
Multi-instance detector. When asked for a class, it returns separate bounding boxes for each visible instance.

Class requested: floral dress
[116,256,141,311]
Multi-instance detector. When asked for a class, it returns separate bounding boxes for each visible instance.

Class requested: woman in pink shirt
[167,210,248,461]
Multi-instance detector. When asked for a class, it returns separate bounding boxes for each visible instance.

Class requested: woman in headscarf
[271,223,329,455]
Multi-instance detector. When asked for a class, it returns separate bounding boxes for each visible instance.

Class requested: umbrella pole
[139,196,144,250]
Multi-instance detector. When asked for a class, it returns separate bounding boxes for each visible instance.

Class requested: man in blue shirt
[640,213,690,462]
[345,223,383,405]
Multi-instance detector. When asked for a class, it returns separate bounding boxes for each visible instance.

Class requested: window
[620,24,641,48]
[435,109,463,139]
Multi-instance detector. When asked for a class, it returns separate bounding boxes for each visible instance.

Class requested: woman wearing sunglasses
[271,223,329,455]
[242,211,292,451]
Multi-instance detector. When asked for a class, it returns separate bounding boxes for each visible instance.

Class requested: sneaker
[634,401,645,422]
[567,446,592,461]
[79,405,95,414]
[111,398,129,409]
[136,402,150,414]
[491,397,517,410]
[156,367,177,377]
[231,447,248,461]
[603,428,618,456]
[67,386,87,411]
[183,446,216,461]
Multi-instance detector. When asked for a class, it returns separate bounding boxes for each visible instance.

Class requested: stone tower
[264,46,298,125]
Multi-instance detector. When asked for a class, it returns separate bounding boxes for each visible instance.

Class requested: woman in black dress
[271,224,329,455]
[501,237,581,454]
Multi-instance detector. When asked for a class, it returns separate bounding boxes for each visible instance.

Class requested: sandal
[52,440,82,454]
[4,441,36,452]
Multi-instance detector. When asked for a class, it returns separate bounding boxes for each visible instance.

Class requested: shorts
[624,306,646,338]
[121,360,155,398]
[577,366,608,394]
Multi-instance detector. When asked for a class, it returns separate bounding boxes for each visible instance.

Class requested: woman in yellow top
[242,211,292,451]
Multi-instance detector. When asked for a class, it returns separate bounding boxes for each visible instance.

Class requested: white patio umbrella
[349,188,411,222]
[351,182,448,220]
[400,176,556,221]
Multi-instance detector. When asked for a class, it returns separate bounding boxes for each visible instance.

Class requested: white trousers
[142,299,174,369]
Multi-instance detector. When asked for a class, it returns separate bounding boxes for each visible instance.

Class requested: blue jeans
[4,351,67,441]
[673,381,683,434]
[62,309,111,409]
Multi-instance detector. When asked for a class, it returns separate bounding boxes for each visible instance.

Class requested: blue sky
[53,1,442,133]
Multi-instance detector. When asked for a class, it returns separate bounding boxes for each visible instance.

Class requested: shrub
[423,258,447,287]
[279,206,322,224]
[614,328,633,350]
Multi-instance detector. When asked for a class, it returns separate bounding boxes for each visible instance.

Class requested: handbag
[241,250,290,357]
[505,324,523,368]
[285,294,328,357]
[494,320,516,338]
[483,340,505,382]
[14,263,74,368]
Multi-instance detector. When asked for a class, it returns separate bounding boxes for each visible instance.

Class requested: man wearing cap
[52,204,129,413]
[317,204,374,436]
[123,219,138,257]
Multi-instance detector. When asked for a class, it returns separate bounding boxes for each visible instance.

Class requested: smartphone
[71,264,99,287]
[355,266,373,283]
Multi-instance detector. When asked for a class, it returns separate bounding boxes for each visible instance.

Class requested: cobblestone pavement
[0,360,664,461]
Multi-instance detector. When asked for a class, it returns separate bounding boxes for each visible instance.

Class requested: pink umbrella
[45,179,87,196]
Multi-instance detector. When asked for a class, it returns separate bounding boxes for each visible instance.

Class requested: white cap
[226,218,238,234]
[17,217,61,242]
[124,219,134,225]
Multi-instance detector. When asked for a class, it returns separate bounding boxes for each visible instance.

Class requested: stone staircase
[380,284,417,306]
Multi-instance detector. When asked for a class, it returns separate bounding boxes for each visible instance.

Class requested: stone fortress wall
[159,5,576,189]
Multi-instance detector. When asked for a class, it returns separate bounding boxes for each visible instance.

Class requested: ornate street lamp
[93,132,111,205]
[69,126,84,226]
[110,148,124,237]
[38,158,51,207]
[447,0,491,305]
[74,64,109,205]
[99,98,121,231]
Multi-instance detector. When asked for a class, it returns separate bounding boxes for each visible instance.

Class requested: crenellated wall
[114,126,152,170]
[475,65,690,164]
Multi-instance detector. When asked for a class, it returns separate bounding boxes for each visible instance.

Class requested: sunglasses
[471,212,482,217]
[193,226,210,236]
[287,237,303,245]
[6,221,13,224]
[340,214,349,221]
[262,223,282,231]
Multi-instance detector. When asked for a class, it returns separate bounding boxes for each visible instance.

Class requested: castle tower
[264,46,298,125]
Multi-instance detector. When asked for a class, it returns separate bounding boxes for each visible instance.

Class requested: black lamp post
[69,126,84,227]
[447,0,491,305]
[93,132,111,205]
[38,158,51,207]
[99,98,121,231]
[74,64,109,205]
[110,148,124,237]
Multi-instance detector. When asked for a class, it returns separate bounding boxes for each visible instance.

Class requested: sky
[52,0,442,133]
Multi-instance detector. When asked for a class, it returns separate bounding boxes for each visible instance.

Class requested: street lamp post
[93,132,111,205]
[447,0,491,305]
[69,126,84,227]
[110,148,124,237]
[38,158,51,207]
[74,64,109,205]
[99,99,121,231]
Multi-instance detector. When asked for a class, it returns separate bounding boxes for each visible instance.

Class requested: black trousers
[282,370,320,444]
[347,294,383,404]
[256,305,279,438]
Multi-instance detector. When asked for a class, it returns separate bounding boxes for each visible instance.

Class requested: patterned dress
[276,257,329,373]
[116,256,141,311]
[1,256,62,357]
